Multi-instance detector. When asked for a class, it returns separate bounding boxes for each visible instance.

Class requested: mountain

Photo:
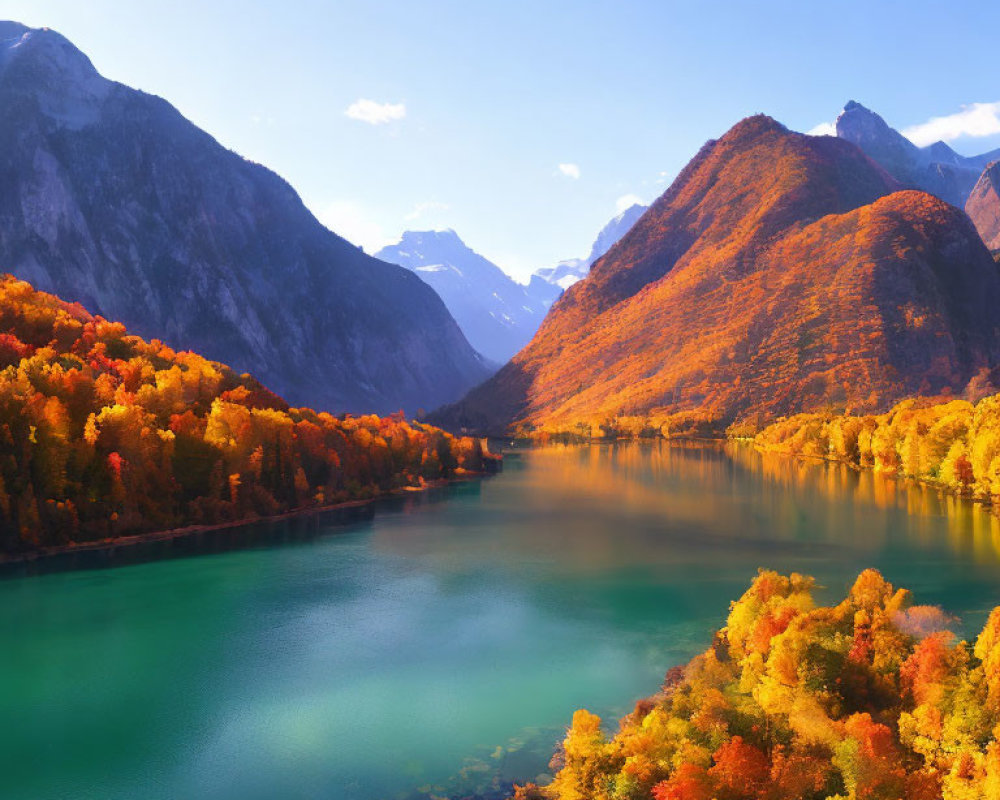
[834,100,1000,208]
[375,230,545,364]
[967,161,1000,253]
[375,212,651,363]
[532,203,648,290]
[525,273,563,309]
[437,115,1000,434]
[0,22,489,415]
[532,257,588,291]
[586,202,649,265]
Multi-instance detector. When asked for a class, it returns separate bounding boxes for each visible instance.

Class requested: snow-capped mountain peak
[376,230,548,364]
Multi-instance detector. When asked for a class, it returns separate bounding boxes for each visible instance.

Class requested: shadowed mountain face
[437,115,1000,433]
[835,101,1000,208]
[0,22,489,414]
[376,230,545,364]
[967,161,1000,253]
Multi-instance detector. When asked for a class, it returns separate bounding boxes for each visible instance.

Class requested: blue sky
[4,0,1000,280]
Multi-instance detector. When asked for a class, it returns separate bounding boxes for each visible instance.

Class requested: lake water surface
[4,441,1000,799]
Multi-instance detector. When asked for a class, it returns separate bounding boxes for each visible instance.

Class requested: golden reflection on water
[724,441,1000,562]
[379,440,1000,571]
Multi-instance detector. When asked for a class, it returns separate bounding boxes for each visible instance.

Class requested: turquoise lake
[4,441,1000,799]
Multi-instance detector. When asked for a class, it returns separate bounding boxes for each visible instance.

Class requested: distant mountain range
[378,205,648,364]
[376,230,548,364]
[834,100,1000,209]
[4,22,998,433]
[0,21,489,415]
[437,115,1000,434]
[532,203,647,290]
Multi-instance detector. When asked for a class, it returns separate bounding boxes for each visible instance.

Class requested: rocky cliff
[0,22,489,414]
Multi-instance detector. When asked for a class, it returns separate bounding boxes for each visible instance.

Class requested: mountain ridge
[436,114,1000,434]
[0,21,489,415]
[532,202,648,291]
[835,100,1000,208]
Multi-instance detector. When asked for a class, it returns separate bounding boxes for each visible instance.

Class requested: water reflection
[724,441,1000,563]
[4,441,1000,800]
[378,441,1000,572]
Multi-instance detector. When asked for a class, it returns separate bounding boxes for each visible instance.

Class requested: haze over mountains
[532,203,648,291]
[375,229,547,364]
[834,100,1000,209]
[0,21,489,415]
[378,206,648,364]
[438,115,1000,434]
[3,18,999,437]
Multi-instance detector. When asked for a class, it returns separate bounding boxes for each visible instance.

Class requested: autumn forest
[6,9,1000,800]
[0,276,488,554]
[514,570,1000,800]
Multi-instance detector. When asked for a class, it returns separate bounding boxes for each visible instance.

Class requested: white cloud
[615,194,644,213]
[404,200,450,222]
[558,163,581,179]
[317,200,391,253]
[807,121,837,137]
[345,98,406,125]
[902,101,1000,147]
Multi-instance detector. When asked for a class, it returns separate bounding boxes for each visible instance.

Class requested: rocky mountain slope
[438,115,1000,434]
[376,229,546,364]
[0,22,489,414]
[835,100,1000,208]
[966,161,1000,253]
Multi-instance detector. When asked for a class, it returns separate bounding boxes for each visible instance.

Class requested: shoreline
[0,472,490,577]
[516,432,994,511]
[743,441,992,508]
